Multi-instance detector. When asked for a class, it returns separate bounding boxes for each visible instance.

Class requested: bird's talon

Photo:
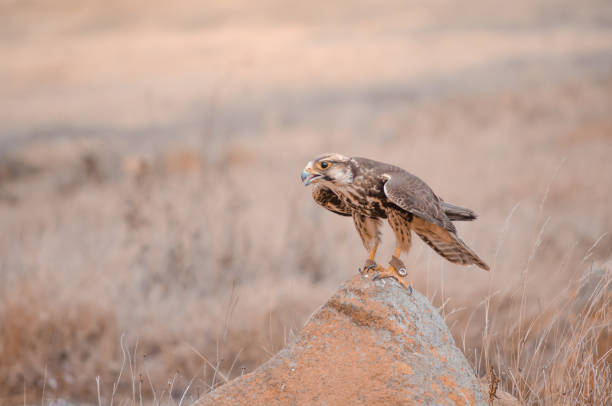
[371,264,413,292]
[359,259,378,276]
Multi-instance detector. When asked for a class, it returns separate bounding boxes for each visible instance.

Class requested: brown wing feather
[382,172,456,233]
[383,171,489,270]
[312,185,352,217]
[441,201,477,221]
[412,218,490,271]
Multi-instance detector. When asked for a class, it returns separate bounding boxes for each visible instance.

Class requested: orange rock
[197,274,489,405]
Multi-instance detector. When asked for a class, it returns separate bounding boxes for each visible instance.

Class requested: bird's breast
[335,185,389,218]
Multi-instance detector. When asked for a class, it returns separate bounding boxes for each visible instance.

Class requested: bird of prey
[301,153,489,291]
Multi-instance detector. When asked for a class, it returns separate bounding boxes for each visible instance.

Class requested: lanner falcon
[301,153,489,291]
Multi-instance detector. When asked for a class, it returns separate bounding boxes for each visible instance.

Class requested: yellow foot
[358,259,377,275]
[372,265,413,294]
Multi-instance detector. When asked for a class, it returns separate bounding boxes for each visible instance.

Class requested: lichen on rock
[197,274,491,405]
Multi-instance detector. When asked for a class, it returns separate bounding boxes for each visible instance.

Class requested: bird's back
[351,157,439,201]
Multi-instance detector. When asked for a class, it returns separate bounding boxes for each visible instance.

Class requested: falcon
[301,153,489,291]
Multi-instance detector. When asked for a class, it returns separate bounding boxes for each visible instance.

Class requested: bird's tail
[414,227,490,271]
[442,201,477,221]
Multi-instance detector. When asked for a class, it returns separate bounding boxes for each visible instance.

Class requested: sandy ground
[1,0,611,404]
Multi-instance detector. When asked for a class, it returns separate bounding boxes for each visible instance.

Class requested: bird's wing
[412,217,489,270]
[441,201,477,221]
[383,172,456,233]
[312,185,352,217]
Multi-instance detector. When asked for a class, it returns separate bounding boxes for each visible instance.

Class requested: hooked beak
[301,163,322,186]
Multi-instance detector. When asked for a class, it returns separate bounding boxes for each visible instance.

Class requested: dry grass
[475,264,612,405]
[1,0,612,405]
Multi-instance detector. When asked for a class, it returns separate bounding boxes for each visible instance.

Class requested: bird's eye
[318,161,330,170]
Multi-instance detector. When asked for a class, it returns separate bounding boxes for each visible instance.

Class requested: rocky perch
[197,274,515,405]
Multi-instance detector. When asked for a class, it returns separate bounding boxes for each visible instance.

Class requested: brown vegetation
[1,0,611,405]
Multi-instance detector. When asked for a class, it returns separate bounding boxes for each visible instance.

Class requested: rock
[197,274,488,405]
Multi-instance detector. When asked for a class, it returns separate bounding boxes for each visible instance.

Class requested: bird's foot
[358,259,378,275]
[372,262,413,294]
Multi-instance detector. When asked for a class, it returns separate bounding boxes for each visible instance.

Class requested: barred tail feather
[415,230,490,271]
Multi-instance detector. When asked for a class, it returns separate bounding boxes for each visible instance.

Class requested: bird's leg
[372,245,413,294]
[390,246,408,277]
[359,244,378,275]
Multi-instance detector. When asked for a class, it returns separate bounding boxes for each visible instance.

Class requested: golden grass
[0,275,119,402]
[1,1,612,405]
[477,264,612,405]
[1,143,610,404]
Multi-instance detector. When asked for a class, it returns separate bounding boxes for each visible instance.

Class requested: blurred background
[1,0,611,404]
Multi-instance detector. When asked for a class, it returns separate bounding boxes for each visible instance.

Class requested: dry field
[1,0,611,404]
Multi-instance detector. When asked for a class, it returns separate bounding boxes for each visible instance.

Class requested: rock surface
[197,274,488,405]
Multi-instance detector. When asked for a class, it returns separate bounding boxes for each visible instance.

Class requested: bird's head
[301,153,353,186]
